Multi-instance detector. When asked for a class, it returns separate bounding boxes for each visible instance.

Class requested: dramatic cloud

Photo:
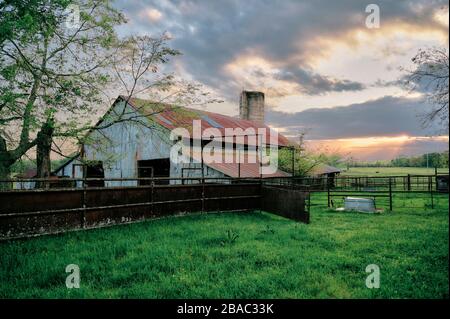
[266,96,447,139]
[275,66,366,95]
[115,0,448,101]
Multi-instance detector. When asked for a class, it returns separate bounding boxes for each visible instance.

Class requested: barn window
[138,159,170,185]
[85,161,105,187]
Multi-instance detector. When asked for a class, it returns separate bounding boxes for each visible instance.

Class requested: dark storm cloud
[275,66,366,95]
[266,96,446,139]
[114,0,448,101]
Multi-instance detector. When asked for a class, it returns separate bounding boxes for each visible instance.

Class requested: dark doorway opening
[138,158,170,185]
[85,161,105,187]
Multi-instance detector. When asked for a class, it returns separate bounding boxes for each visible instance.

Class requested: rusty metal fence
[0,177,310,240]
[1,174,446,240]
[330,175,449,192]
[266,174,448,211]
[323,175,449,211]
[264,174,449,192]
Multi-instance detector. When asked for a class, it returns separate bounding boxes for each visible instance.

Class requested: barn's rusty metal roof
[208,161,290,178]
[189,150,291,178]
[124,96,290,147]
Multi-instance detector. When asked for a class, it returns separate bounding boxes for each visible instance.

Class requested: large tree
[1,1,219,188]
[0,0,125,184]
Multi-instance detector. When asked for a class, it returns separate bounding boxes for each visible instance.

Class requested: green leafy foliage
[220,229,239,246]
[0,0,126,179]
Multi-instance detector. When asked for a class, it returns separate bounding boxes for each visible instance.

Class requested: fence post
[238,149,241,178]
[201,136,205,213]
[388,177,392,211]
[150,177,154,216]
[82,175,87,229]
[430,179,434,209]
[434,167,438,192]
[407,174,411,191]
[307,191,311,214]
[327,181,331,208]
[291,146,295,181]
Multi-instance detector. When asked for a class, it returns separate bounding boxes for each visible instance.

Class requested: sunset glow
[306,135,449,161]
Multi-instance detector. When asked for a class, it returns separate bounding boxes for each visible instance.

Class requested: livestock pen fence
[329,174,448,192]
[327,174,448,211]
[0,177,310,240]
[268,174,449,192]
[265,174,449,211]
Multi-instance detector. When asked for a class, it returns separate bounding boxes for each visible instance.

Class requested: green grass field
[340,167,449,177]
[0,193,448,299]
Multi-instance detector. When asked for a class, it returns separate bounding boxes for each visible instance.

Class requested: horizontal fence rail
[1,174,448,192]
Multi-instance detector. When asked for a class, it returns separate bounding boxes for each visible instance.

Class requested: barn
[309,164,341,179]
[53,91,291,186]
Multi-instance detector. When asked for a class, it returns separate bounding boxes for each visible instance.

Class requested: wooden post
[259,134,263,180]
[327,182,331,208]
[150,171,154,216]
[407,174,411,191]
[291,146,295,180]
[434,167,438,192]
[307,191,311,214]
[258,133,263,214]
[388,177,393,211]
[201,135,205,213]
[238,149,241,179]
[82,165,87,229]
[430,181,434,209]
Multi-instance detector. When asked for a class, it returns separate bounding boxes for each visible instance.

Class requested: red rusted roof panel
[127,97,290,147]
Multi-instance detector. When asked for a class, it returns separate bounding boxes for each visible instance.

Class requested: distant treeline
[348,151,449,168]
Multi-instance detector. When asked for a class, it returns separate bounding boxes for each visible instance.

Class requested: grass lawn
[341,167,449,177]
[0,194,448,299]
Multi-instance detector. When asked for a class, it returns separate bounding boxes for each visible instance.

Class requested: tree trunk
[0,152,13,190]
[36,118,54,188]
[0,134,13,189]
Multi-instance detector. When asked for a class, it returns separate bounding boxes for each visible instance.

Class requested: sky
[113,0,449,161]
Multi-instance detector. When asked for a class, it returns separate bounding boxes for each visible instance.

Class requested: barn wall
[83,101,227,186]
